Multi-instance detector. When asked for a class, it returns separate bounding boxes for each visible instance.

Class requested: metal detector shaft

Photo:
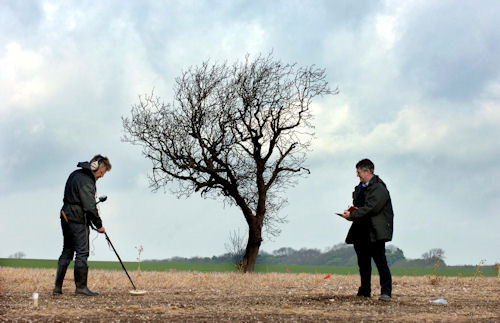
[104,232,137,290]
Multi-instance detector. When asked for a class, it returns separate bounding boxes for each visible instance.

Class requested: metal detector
[95,196,147,295]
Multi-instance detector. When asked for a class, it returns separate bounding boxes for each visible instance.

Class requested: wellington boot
[53,264,68,295]
[75,286,99,296]
[74,265,99,296]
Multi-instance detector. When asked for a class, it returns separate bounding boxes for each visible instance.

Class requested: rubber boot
[53,264,68,294]
[74,265,99,296]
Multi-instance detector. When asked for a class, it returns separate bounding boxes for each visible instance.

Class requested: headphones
[90,155,105,171]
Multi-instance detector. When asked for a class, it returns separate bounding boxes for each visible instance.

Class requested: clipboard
[335,206,357,216]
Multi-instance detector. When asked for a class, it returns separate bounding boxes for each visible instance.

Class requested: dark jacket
[345,175,394,244]
[61,162,102,229]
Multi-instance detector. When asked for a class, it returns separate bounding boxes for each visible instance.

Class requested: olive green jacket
[345,175,394,244]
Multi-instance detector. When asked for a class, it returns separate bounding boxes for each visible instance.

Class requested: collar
[361,175,374,188]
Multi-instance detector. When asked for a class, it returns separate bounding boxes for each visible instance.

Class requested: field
[1,258,498,277]
[1,266,499,322]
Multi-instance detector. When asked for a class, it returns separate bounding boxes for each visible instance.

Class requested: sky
[1,0,499,266]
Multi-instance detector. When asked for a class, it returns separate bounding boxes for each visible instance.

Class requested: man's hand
[97,227,106,233]
[341,211,353,221]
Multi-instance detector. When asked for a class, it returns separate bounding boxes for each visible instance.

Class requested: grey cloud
[0,109,146,195]
[102,0,385,77]
[240,0,383,64]
[0,1,43,39]
[396,0,500,102]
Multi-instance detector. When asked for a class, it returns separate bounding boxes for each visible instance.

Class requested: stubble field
[0,267,498,322]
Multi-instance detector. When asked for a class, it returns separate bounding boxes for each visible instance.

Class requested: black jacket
[61,162,103,229]
[345,175,394,244]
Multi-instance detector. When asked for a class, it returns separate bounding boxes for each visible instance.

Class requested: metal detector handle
[104,232,137,290]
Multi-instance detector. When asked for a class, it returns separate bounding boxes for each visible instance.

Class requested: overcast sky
[1,0,499,266]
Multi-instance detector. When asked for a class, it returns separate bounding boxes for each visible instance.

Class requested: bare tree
[9,251,26,259]
[224,229,246,269]
[122,53,334,272]
[422,248,445,260]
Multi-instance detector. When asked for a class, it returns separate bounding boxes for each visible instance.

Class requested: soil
[0,267,498,322]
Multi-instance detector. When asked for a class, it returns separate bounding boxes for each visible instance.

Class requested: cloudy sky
[1,0,499,266]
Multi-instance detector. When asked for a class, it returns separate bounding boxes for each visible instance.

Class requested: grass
[0,258,497,277]
[0,259,235,272]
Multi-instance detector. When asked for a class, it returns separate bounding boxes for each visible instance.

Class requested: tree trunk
[240,220,263,273]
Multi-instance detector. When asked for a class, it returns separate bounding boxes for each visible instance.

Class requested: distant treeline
[147,243,448,268]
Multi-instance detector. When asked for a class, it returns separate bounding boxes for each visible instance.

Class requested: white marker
[32,292,39,308]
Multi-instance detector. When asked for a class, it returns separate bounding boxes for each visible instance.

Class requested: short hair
[356,158,374,173]
[90,154,112,171]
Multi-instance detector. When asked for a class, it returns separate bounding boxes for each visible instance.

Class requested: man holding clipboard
[337,159,394,302]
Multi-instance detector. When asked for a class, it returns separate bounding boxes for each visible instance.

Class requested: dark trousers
[354,241,392,296]
[57,218,90,268]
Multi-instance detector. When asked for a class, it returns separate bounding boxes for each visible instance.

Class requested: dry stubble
[0,267,499,322]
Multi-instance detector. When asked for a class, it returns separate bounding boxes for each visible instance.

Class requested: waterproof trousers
[57,218,90,268]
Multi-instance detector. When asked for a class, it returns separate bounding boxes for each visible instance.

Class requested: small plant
[431,258,441,276]
[428,250,444,285]
[428,275,441,285]
[135,245,144,273]
[473,259,486,279]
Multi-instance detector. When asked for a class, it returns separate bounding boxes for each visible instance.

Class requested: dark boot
[357,286,371,298]
[74,265,99,296]
[53,264,68,294]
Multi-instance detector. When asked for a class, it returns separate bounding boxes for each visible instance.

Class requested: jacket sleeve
[79,182,103,229]
[350,183,389,220]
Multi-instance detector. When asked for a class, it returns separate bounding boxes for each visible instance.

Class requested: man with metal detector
[53,155,111,296]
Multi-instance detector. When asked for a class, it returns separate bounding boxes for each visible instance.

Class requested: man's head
[356,158,374,183]
[90,155,112,180]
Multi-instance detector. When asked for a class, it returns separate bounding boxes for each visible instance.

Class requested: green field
[0,258,497,277]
